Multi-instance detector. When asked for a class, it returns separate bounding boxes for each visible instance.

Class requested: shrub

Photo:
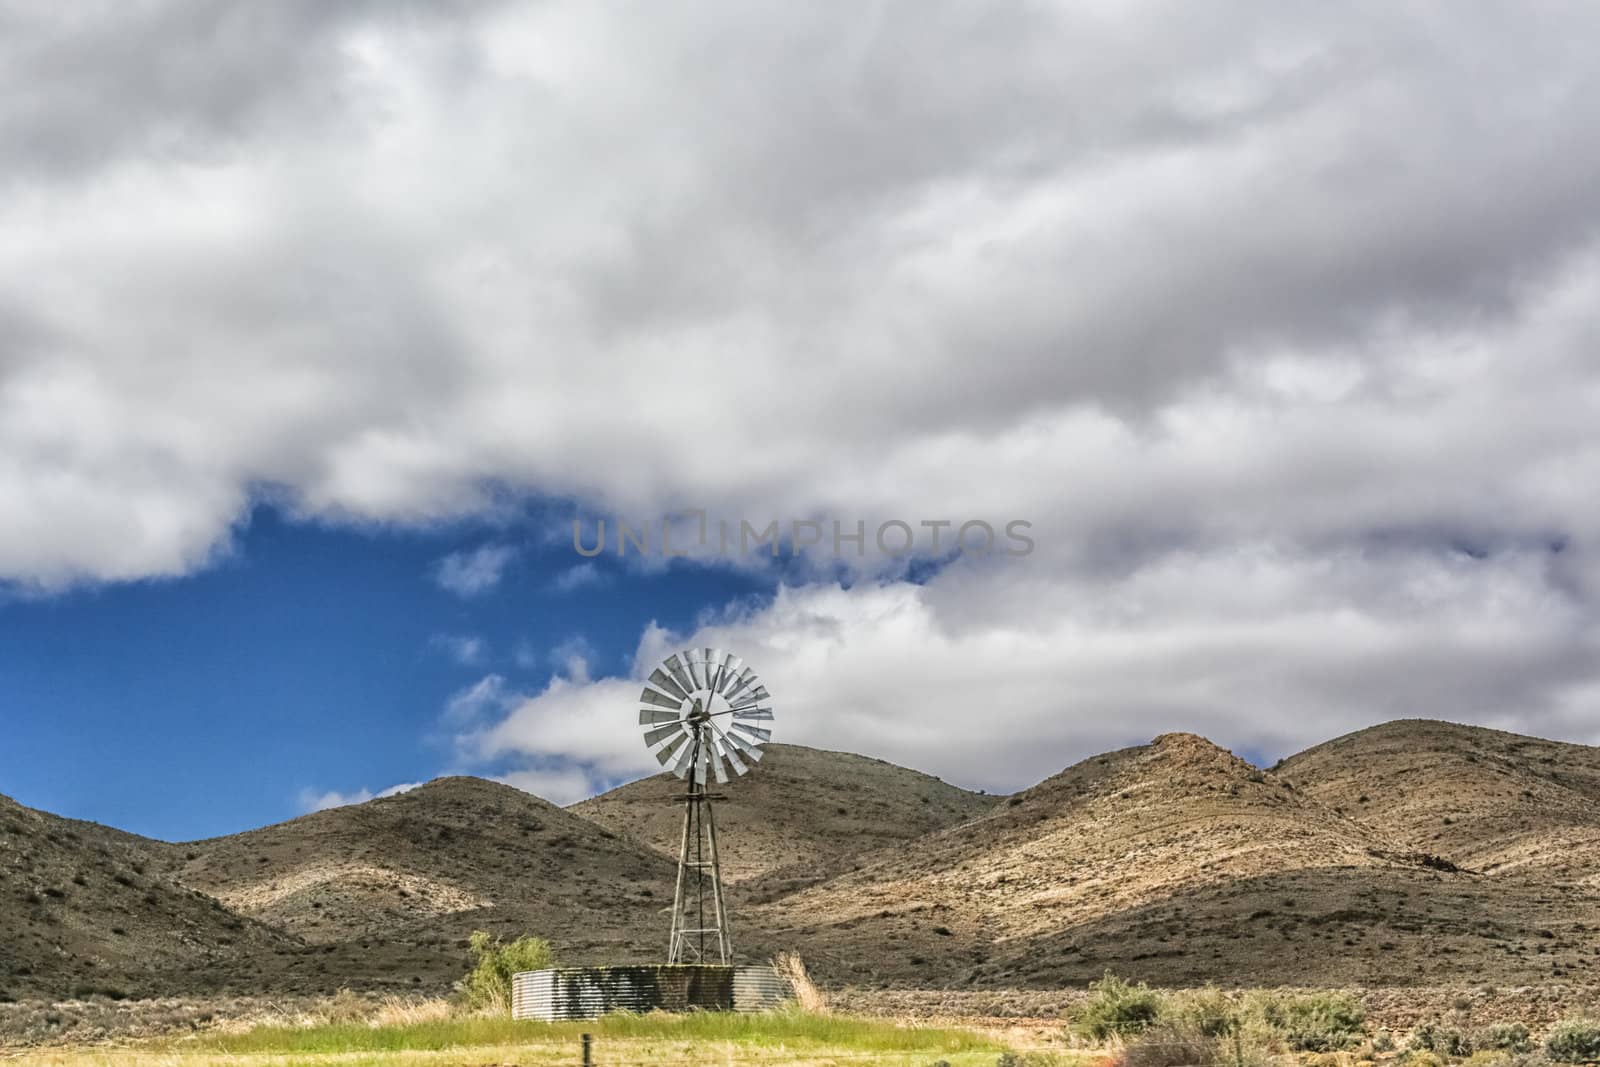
[1402,1052,1447,1067]
[1241,991,1365,1052]
[1073,972,1164,1041]
[458,930,554,1014]
[1411,1020,1474,1058]
[1546,1019,1600,1064]
[1168,986,1237,1038]
[1461,1052,1531,1067]
[1115,1021,1275,1067]
[1116,1022,1219,1067]
[1478,1024,1533,1055]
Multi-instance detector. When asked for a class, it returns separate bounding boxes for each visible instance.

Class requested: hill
[12,722,1600,1002]
[570,743,996,884]
[1278,719,1600,881]
[174,776,677,979]
[0,791,293,1000]
[752,732,1600,988]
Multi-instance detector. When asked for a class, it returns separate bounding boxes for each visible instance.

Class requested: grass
[7,1008,1014,1067]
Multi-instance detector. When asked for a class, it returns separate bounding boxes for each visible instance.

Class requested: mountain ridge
[7,724,1600,999]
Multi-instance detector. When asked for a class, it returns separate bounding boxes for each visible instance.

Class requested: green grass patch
[161,1008,1001,1057]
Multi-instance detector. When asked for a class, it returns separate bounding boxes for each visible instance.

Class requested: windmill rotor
[638,648,774,785]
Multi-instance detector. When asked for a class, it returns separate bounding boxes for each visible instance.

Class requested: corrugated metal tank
[511,964,792,1021]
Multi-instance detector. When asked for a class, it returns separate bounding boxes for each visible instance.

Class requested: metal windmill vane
[638,648,773,965]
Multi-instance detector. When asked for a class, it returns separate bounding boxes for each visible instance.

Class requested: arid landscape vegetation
[6,719,1600,1060]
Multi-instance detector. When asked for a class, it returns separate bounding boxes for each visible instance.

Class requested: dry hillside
[753,733,1600,988]
[1279,719,1600,881]
[10,725,1600,1004]
[572,743,996,884]
[0,792,293,1001]
[175,777,675,966]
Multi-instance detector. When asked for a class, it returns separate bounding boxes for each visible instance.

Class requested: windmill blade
[718,727,764,762]
[709,723,748,775]
[670,737,699,779]
[707,745,729,785]
[639,709,682,726]
[648,669,689,702]
[705,648,728,695]
[654,732,690,767]
[686,648,708,690]
[723,667,758,703]
[641,687,684,711]
[730,723,772,745]
[717,654,744,692]
[663,654,695,697]
[729,686,770,709]
[644,723,690,748]
[732,708,773,721]
[692,741,711,785]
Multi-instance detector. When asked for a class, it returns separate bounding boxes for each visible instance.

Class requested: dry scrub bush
[774,952,827,1014]
[1072,972,1163,1041]
[1238,990,1365,1052]
[1546,1019,1600,1064]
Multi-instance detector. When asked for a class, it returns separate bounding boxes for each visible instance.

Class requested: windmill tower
[637,649,773,964]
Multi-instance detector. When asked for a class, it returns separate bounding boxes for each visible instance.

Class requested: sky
[4,2,1600,840]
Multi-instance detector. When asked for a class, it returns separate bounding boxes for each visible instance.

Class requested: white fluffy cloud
[5,2,1600,587]
[7,3,1600,779]
[298,780,421,814]
[463,547,1600,797]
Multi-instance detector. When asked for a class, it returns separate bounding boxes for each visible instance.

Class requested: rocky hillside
[1279,719,1600,881]
[571,743,996,884]
[754,733,1600,988]
[0,792,292,1000]
[9,725,1600,1001]
[176,777,675,962]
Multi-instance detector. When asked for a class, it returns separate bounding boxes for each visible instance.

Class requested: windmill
[637,648,773,964]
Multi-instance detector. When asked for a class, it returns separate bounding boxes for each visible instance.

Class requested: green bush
[1241,991,1365,1052]
[1546,1019,1600,1064]
[458,930,554,1014]
[1072,972,1164,1041]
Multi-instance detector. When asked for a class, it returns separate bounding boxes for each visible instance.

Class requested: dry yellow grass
[2,1011,1020,1067]
[3,1048,1023,1067]
[773,953,828,1015]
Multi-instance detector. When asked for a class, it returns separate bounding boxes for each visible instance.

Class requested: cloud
[551,561,607,593]
[458,553,1600,795]
[7,2,1600,758]
[432,544,518,597]
[444,673,512,725]
[496,767,604,806]
[431,633,487,666]
[5,3,1600,591]
[298,780,421,813]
